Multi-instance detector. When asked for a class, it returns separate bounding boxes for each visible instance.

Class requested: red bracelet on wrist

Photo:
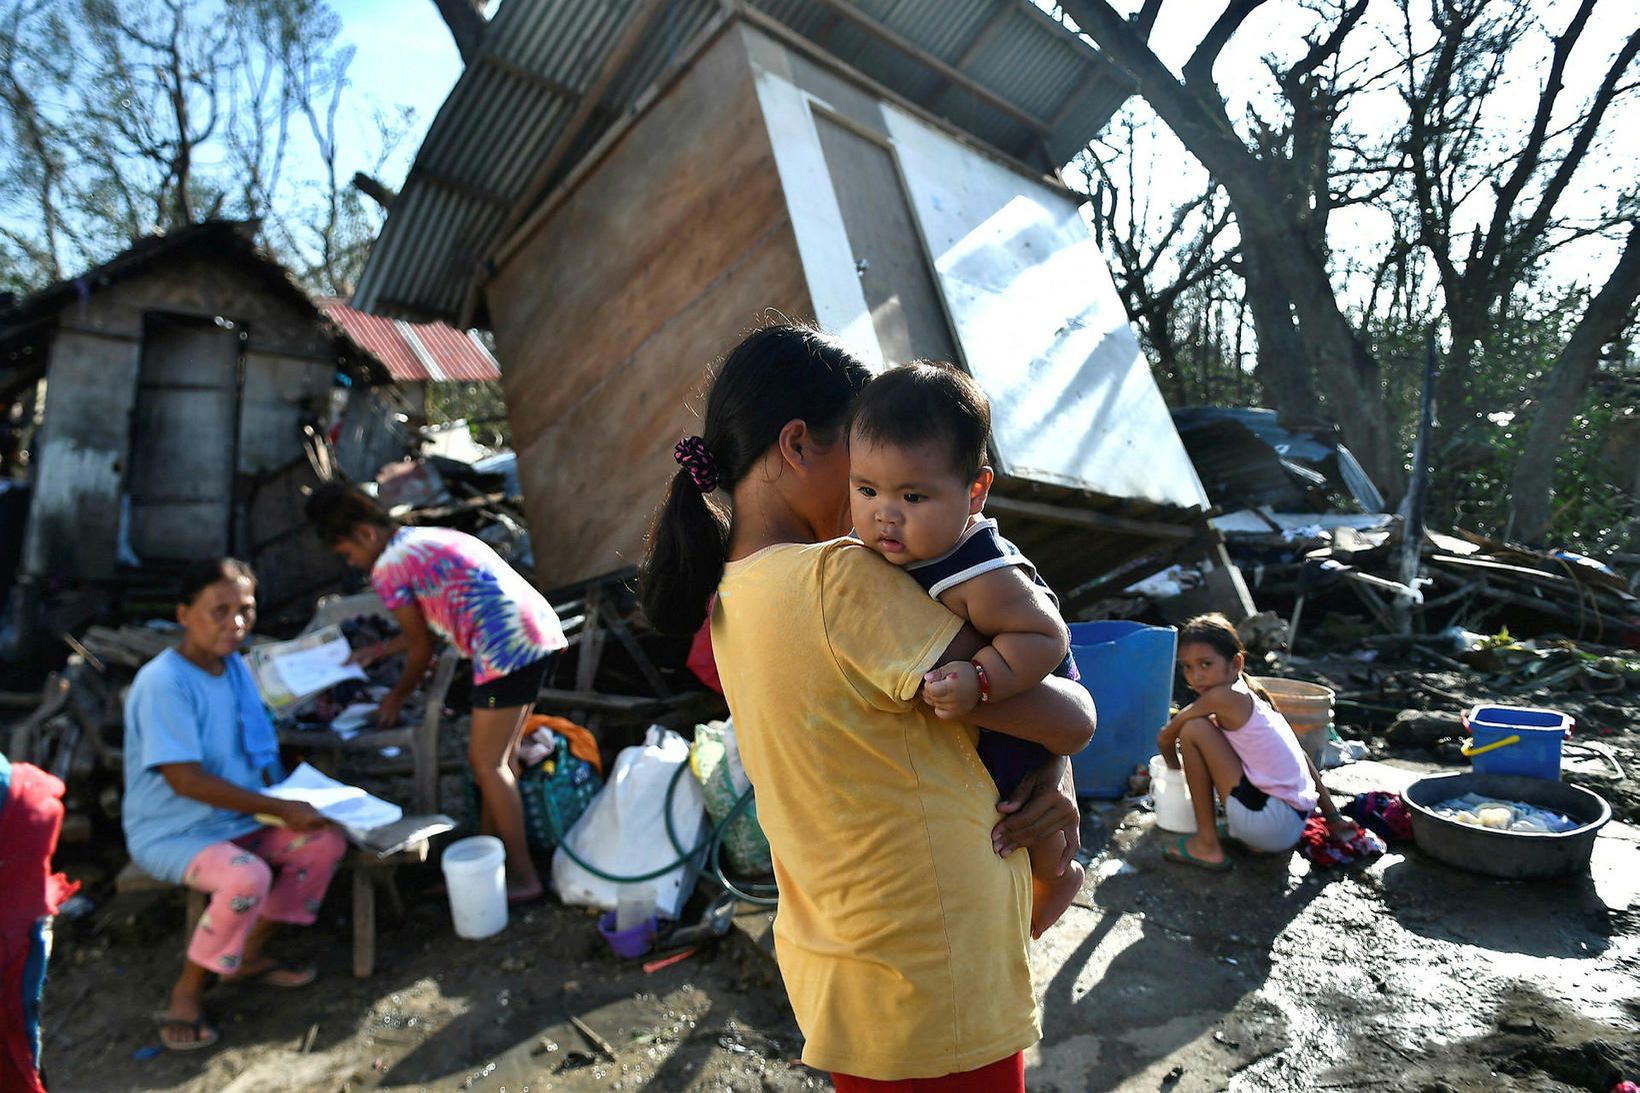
[971,661,991,703]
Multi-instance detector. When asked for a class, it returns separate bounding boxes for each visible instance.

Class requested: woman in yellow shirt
[641,324,1095,1089]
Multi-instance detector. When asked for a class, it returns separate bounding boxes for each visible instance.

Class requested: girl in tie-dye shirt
[307,484,566,902]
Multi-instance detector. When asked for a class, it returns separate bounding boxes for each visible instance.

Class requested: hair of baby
[639,322,872,635]
[1177,612,1273,705]
[848,360,991,479]
[304,482,396,546]
[177,557,256,606]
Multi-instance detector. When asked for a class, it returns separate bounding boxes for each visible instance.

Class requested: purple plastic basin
[597,911,658,959]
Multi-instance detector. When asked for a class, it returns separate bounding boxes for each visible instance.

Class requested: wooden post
[572,580,610,733]
[1394,337,1439,634]
[353,866,375,979]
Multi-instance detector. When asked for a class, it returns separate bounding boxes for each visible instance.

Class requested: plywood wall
[486,26,810,591]
[26,252,342,584]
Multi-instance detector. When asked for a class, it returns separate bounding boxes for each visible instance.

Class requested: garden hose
[545,761,780,905]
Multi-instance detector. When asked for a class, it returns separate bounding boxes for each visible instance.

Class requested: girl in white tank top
[1156,614,1356,869]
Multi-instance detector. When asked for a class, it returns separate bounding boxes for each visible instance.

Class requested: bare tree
[1509,222,1640,540]
[1061,0,1410,497]
[1078,132,1243,404]
[0,0,407,295]
[1398,0,1640,516]
[77,0,231,234]
[0,1,79,281]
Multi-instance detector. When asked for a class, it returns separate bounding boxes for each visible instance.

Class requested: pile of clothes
[1299,790,1415,868]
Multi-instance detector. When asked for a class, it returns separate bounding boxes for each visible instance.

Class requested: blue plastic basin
[1067,621,1178,798]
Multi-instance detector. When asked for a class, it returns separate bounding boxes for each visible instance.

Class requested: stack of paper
[328,703,381,740]
[246,626,367,714]
[264,762,403,836]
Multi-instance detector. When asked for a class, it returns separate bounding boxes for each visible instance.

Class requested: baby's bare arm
[940,567,1068,704]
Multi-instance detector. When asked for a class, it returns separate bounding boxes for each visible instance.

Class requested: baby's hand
[923,661,980,719]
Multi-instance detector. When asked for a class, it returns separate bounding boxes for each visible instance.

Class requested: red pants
[832,1052,1024,1092]
[182,826,347,974]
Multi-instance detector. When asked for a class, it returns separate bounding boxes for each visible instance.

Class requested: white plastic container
[616,884,656,932]
[1149,755,1197,834]
[441,835,507,939]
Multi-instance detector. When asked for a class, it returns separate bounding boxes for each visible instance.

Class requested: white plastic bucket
[441,835,507,939]
[1149,755,1197,834]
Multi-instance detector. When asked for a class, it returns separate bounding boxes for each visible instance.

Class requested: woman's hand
[992,756,1080,872]
[375,689,409,729]
[347,642,386,668]
[275,800,330,832]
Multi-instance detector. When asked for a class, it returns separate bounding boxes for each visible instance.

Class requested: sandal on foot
[226,961,317,989]
[153,1011,220,1052]
[1163,836,1233,872]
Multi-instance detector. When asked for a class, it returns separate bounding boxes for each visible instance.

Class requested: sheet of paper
[247,625,368,714]
[329,702,380,741]
[264,762,403,833]
[271,635,366,697]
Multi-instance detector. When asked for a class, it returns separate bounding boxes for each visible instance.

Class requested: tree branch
[1509,219,1640,540]
[432,0,485,65]
[1182,0,1269,87]
[1281,0,1369,97]
[1473,0,1598,287]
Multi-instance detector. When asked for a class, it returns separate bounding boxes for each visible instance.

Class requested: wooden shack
[0,221,405,643]
[356,2,1219,612]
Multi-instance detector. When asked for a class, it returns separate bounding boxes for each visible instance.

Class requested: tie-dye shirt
[371,527,566,685]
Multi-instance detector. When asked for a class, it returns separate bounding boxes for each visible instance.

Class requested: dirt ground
[36,668,1640,1093]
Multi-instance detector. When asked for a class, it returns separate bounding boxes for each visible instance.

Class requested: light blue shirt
[122,649,267,883]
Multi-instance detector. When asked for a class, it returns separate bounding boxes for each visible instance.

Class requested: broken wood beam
[536,689,670,715]
[984,495,1198,540]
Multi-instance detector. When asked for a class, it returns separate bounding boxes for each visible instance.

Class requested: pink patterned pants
[181,826,347,974]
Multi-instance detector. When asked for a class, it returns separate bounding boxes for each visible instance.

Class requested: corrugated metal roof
[355,0,1117,325]
[318,298,501,383]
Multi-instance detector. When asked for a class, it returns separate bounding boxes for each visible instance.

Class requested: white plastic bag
[551,725,707,920]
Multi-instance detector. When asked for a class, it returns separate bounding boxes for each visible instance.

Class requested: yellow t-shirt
[711,538,1039,1079]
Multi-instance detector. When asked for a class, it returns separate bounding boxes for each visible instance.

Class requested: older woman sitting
[123,559,346,1051]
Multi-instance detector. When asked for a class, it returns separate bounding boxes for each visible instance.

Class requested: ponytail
[641,468,731,634]
[1242,670,1274,707]
[640,323,872,634]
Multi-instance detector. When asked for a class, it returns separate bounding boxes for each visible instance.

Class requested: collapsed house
[0,221,486,657]
[353,0,1237,614]
[1163,406,1640,644]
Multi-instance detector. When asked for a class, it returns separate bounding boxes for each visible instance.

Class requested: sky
[1059,0,1639,300]
[330,0,465,192]
[333,0,1634,306]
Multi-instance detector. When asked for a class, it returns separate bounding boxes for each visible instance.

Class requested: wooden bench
[115,836,430,978]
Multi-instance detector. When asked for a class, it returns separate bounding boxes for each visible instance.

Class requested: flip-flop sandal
[152,1010,220,1052]
[225,961,318,989]
[1163,836,1233,872]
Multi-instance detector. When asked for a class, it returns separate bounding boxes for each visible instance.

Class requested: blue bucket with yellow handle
[1067,622,1178,798]
[1460,704,1572,780]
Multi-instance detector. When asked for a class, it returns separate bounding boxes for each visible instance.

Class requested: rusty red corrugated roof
[317,297,499,383]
